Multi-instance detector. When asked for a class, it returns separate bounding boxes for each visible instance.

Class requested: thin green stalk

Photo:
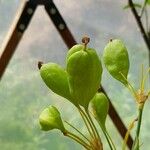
[136,104,144,137]
[79,106,97,139]
[122,118,137,150]
[78,106,94,139]
[90,110,116,150]
[99,123,116,150]
[132,104,144,150]
[105,130,116,150]
[66,130,91,150]
[84,108,104,150]
[127,83,137,98]
[136,105,144,138]
[85,108,100,140]
[120,72,136,97]
[102,128,113,150]
[141,68,150,90]
[65,121,92,144]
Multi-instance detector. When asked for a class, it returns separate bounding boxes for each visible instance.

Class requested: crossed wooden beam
[0,0,133,148]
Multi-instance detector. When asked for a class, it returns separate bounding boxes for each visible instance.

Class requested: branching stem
[85,108,100,140]
[65,120,92,144]
[78,106,94,139]
[65,130,91,150]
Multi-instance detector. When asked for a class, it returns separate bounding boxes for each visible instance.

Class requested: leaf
[91,92,109,129]
[123,3,142,9]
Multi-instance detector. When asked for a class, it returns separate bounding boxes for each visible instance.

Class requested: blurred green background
[0,0,149,150]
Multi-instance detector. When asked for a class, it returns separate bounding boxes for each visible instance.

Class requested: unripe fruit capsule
[91,92,109,129]
[40,63,76,105]
[103,39,129,85]
[66,37,103,108]
[39,105,65,132]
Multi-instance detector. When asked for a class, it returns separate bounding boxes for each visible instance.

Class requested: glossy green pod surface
[40,63,75,105]
[39,105,65,132]
[67,45,102,108]
[103,39,129,85]
[66,44,83,60]
[91,92,109,129]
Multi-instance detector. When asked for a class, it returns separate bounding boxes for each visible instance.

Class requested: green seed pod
[67,37,102,108]
[103,39,129,85]
[40,63,76,105]
[66,44,83,60]
[91,92,109,129]
[39,105,65,132]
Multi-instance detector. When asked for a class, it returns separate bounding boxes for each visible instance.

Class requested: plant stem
[78,106,94,139]
[101,128,114,150]
[65,130,91,150]
[65,120,92,144]
[98,121,116,150]
[84,108,104,150]
[105,130,116,150]
[132,104,144,150]
[79,106,97,140]
[122,118,137,150]
[136,105,144,137]
[85,108,100,140]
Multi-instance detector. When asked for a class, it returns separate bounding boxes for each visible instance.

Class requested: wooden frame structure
[0,0,133,148]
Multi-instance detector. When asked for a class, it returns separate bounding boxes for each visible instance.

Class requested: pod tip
[38,61,43,70]
[82,36,90,45]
